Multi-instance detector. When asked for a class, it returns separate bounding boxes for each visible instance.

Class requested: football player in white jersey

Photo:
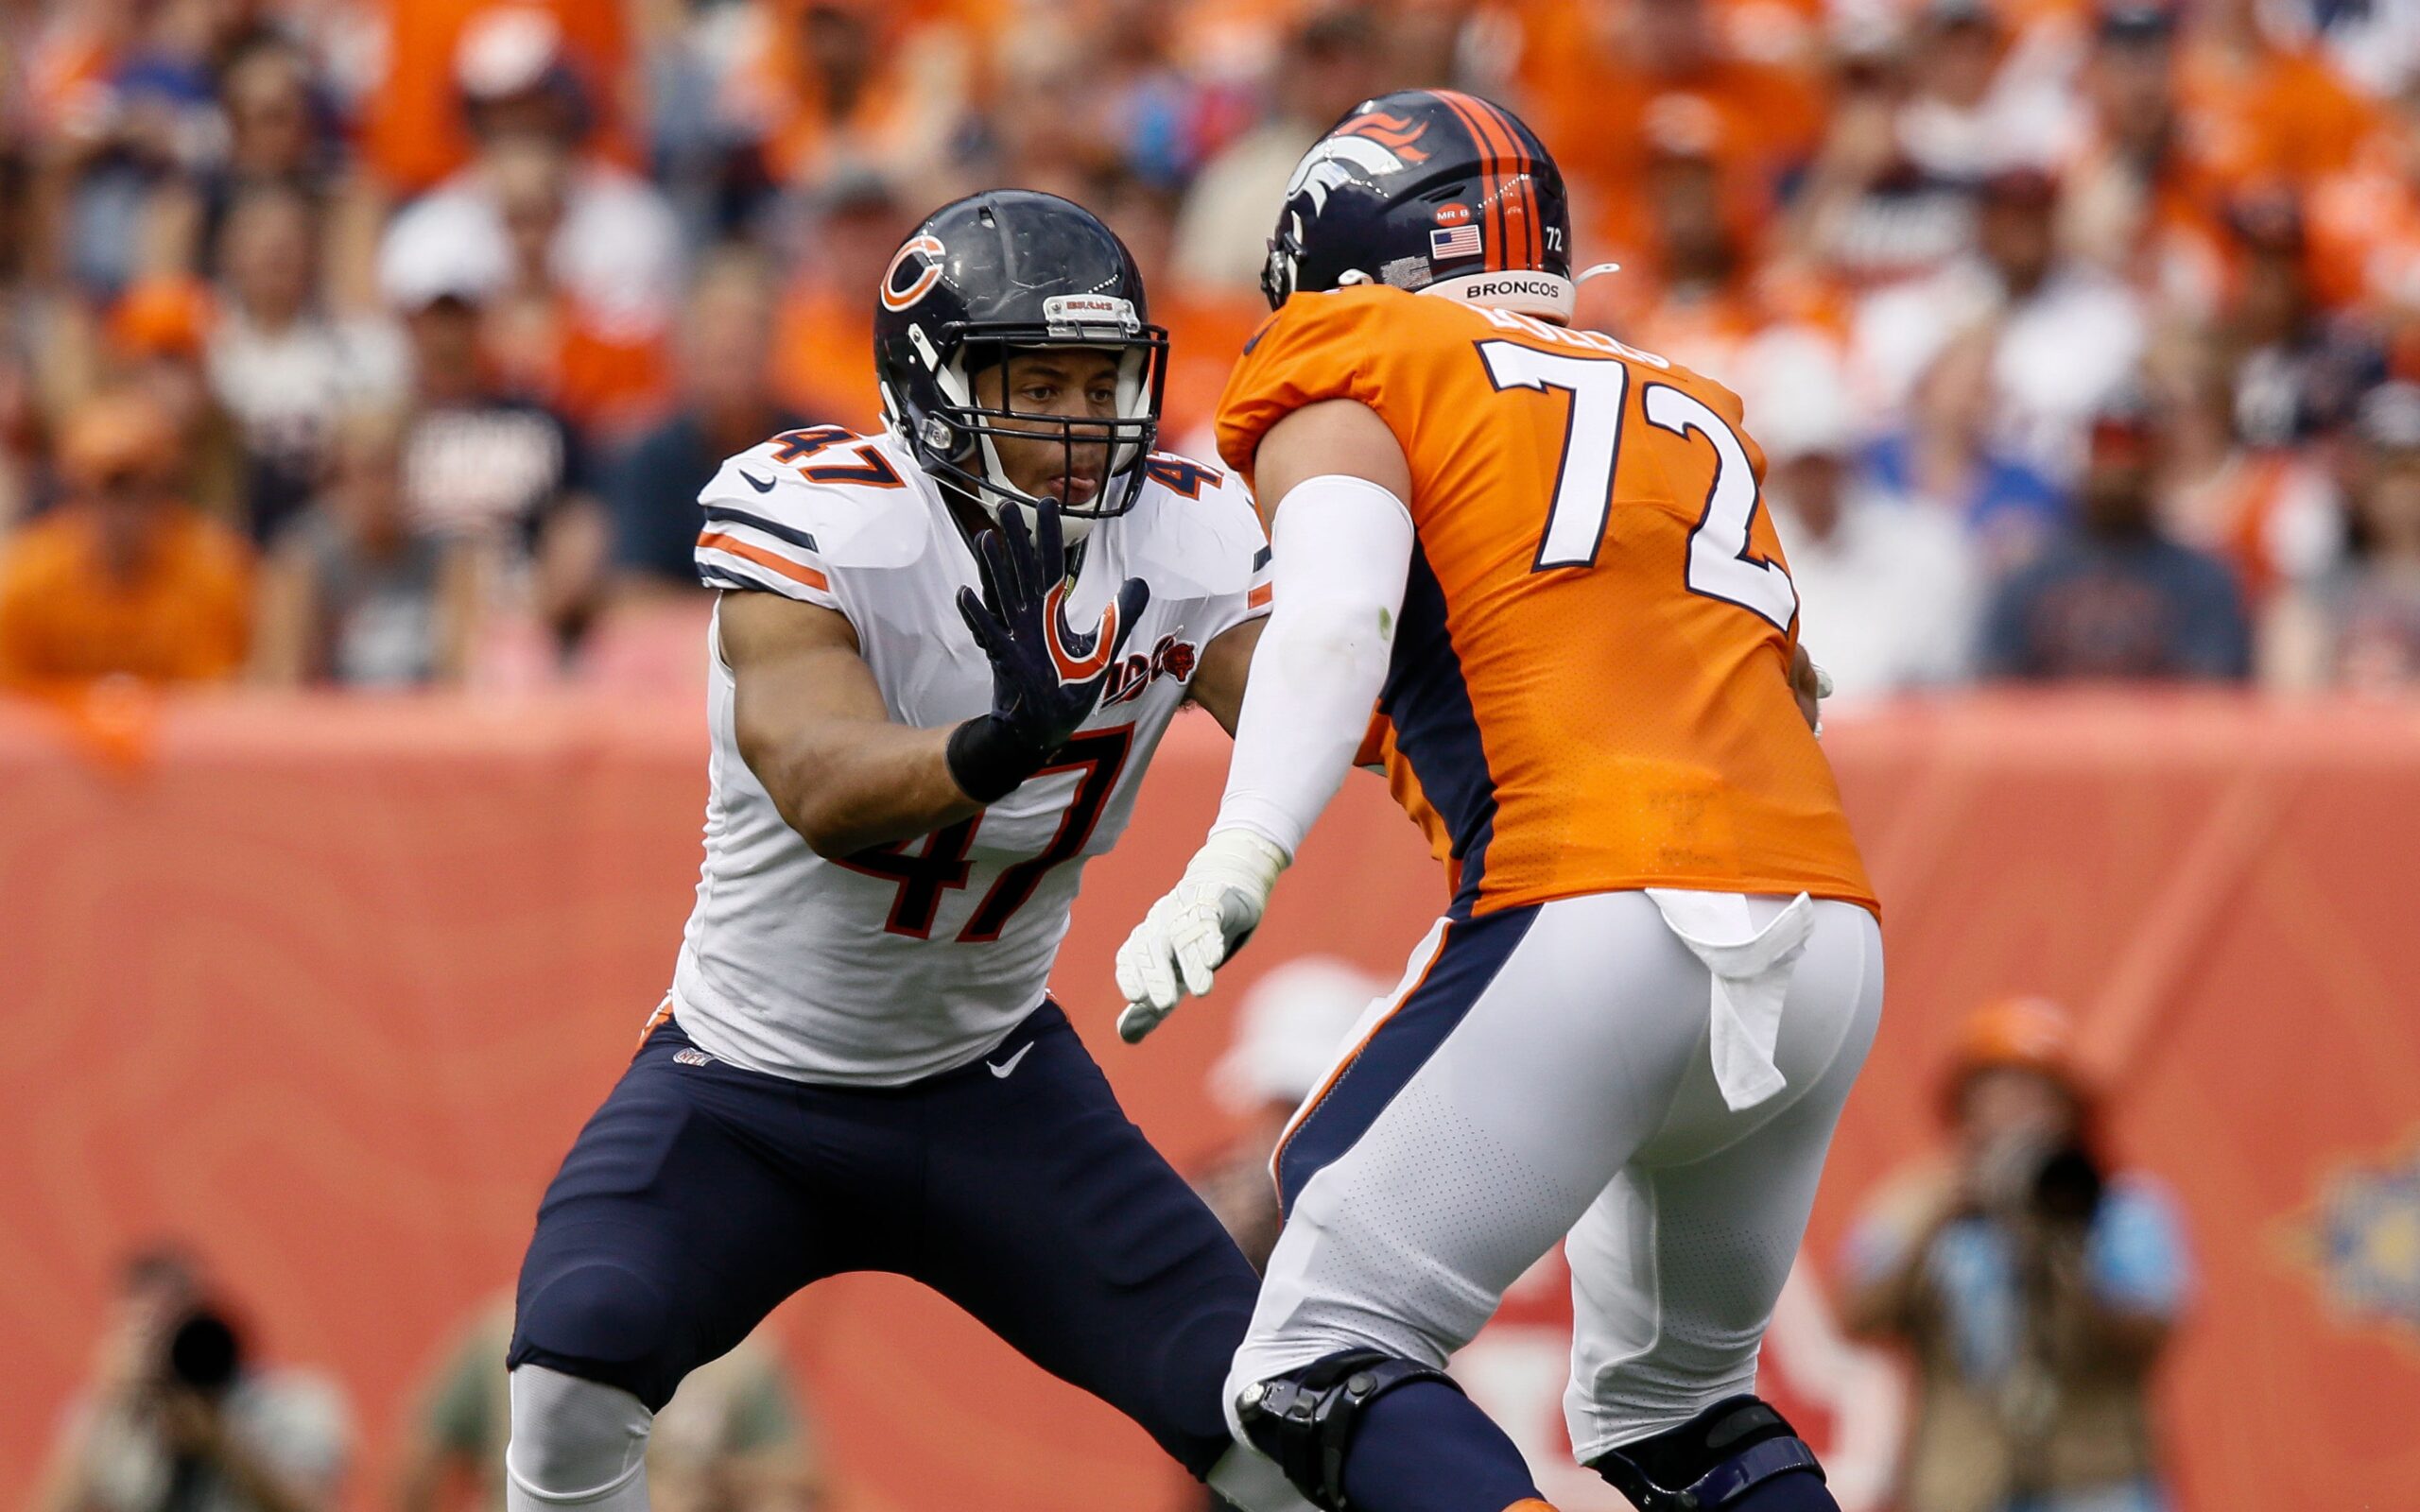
[499,192,1311,1512]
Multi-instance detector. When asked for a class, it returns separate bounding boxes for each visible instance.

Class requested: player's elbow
[784,795,872,860]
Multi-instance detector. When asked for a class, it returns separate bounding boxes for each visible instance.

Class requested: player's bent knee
[505,1366,654,1508]
[1232,1350,1462,1512]
[1586,1395,1833,1512]
[510,1262,678,1403]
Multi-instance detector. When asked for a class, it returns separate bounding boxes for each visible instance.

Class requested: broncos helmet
[1262,89,1576,321]
[873,190,1168,542]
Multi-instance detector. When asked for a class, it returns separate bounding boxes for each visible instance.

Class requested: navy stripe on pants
[1272,904,1538,1217]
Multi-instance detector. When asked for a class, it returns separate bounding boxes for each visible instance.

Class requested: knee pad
[1234,1350,1461,1512]
[505,1366,654,1507]
[1586,1395,1824,1512]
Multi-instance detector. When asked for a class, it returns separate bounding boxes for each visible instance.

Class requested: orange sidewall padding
[2,691,2416,1511]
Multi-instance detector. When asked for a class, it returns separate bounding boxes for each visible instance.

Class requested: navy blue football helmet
[1262,89,1576,320]
[873,190,1168,538]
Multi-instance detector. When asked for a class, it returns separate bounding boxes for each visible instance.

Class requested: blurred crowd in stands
[4,0,2420,696]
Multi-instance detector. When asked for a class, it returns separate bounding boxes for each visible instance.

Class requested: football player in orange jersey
[1114,92,1882,1512]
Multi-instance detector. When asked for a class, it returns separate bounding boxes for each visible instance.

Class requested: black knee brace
[1235,1350,1461,1512]
[1587,1396,1824,1511]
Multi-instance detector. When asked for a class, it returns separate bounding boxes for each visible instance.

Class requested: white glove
[1114,829,1288,1043]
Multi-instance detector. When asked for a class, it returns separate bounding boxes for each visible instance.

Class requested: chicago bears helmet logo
[1283,111,1431,215]
[880,234,947,312]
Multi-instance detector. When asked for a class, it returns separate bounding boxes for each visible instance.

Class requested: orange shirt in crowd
[0,507,254,688]
[769,284,882,435]
[1219,284,1875,916]
[360,0,637,196]
[2172,37,2377,190]
[1519,6,1825,254]
[2308,135,2420,315]
[1156,294,1269,441]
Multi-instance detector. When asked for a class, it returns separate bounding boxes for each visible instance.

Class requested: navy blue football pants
[507,1003,1257,1475]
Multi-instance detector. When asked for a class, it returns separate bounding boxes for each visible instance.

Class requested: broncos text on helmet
[1262,89,1577,322]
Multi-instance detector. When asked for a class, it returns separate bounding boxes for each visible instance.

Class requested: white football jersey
[671,425,1271,1085]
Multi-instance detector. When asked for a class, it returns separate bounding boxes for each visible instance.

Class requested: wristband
[945,715,1051,803]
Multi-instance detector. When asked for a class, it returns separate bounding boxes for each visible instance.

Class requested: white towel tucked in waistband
[1644,889,1818,1112]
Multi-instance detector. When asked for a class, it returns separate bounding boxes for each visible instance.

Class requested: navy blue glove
[948,502,1149,802]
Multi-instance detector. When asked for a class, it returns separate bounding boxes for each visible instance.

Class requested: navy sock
[1335,1380,1542,1512]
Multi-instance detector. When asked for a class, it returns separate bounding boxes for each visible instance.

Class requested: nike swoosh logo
[987,1042,1034,1078]
[739,471,776,493]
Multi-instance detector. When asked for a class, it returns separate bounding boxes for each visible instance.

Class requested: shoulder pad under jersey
[1115,453,1267,602]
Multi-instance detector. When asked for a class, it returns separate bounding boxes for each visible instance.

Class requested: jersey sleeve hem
[695,509,843,611]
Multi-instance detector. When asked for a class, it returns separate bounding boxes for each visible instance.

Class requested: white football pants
[1227,888,1882,1467]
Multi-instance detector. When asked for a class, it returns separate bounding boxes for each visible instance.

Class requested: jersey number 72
[1477,340,1798,631]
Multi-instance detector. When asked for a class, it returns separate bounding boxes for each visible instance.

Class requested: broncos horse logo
[1283,111,1432,215]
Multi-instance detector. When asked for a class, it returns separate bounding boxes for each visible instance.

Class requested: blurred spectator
[611,249,815,593]
[0,0,2404,690]
[395,1297,819,1512]
[2158,324,2342,614]
[359,0,639,199]
[2062,2,2231,309]
[387,279,601,658]
[1865,327,2073,575]
[751,0,970,199]
[146,35,347,284]
[768,171,908,434]
[1171,7,1381,296]
[1789,22,1979,289]
[2167,0,2377,192]
[1841,998,2187,1512]
[2306,86,2420,369]
[1193,957,1381,1269]
[1891,0,2075,186]
[0,388,252,689]
[1523,0,1826,257]
[2266,383,2420,688]
[1855,167,2148,487]
[33,1244,350,1512]
[205,185,406,544]
[28,0,234,299]
[376,8,682,433]
[1979,396,2251,679]
[253,407,476,688]
[1754,339,1981,699]
[104,274,248,526]
[2211,196,2379,455]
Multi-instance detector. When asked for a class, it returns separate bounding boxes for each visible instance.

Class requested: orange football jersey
[1217,285,1876,919]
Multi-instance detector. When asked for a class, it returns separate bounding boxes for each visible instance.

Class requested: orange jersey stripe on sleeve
[698,531,832,593]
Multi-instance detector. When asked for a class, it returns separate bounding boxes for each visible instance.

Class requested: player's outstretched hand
[947,502,1149,802]
[1115,829,1288,1043]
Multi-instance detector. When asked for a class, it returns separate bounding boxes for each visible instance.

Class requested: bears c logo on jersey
[881,234,947,312]
[1042,579,1122,684]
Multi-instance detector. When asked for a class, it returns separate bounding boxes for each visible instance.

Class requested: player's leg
[905,1001,1314,1512]
[1564,900,1883,1512]
[504,1018,867,1512]
[1228,896,1728,1512]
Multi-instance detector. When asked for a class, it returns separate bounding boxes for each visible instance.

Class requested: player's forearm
[1211,474,1412,856]
[748,720,981,858]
